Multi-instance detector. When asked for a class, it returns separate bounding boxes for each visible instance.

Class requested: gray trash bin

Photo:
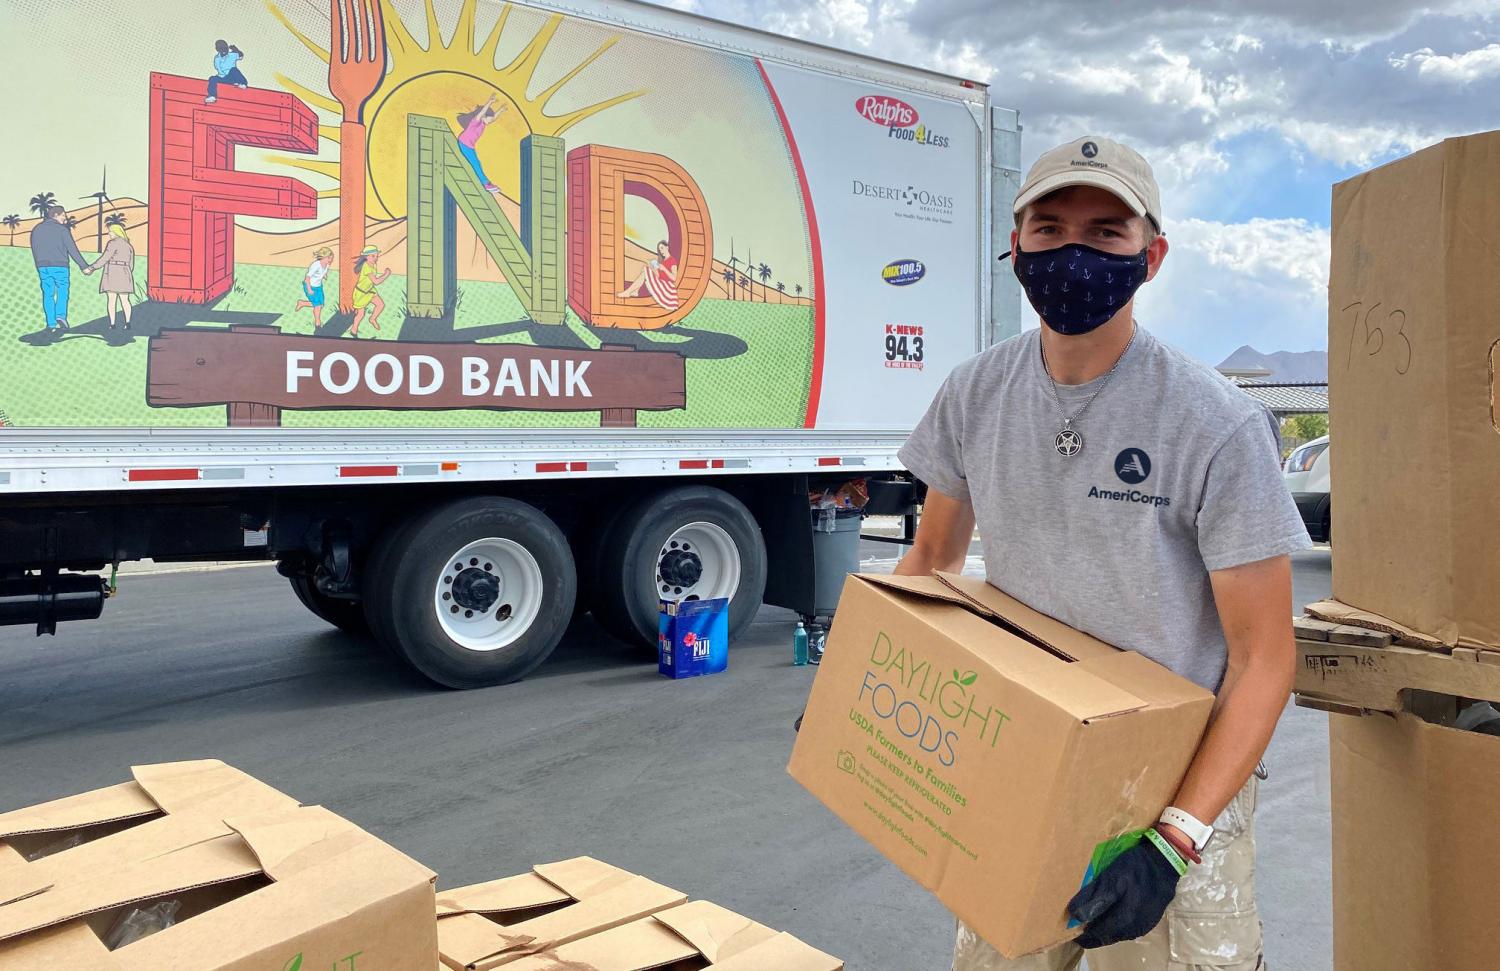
[812,509,863,617]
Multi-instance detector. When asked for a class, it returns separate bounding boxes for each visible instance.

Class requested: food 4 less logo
[284,953,363,970]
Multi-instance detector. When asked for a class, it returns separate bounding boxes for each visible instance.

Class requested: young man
[205,39,246,104]
[897,136,1310,971]
[30,205,89,337]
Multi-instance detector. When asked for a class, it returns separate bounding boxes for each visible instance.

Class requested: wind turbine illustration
[82,167,113,253]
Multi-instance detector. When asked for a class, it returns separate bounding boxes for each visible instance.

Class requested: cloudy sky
[650,0,1498,365]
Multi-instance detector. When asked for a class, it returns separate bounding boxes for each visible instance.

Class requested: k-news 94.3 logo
[882,259,926,286]
[884,324,925,371]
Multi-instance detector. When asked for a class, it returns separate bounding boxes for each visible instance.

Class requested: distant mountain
[1217,346,1328,383]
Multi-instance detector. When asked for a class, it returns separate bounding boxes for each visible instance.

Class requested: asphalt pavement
[0,546,1334,970]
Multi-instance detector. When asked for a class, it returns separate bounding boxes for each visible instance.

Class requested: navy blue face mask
[1012,243,1149,335]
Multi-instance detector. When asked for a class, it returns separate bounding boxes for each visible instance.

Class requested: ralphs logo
[882,259,926,286]
[856,94,918,129]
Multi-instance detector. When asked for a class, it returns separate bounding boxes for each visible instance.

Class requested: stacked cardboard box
[0,764,846,970]
[438,863,842,971]
[1294,128,1500,971]
[0,760,439,969]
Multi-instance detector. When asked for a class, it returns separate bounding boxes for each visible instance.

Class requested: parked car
[1284,435,1331,542]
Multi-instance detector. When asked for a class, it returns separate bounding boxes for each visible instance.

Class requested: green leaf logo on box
[283,957,303,971]
[859,633,1010,768]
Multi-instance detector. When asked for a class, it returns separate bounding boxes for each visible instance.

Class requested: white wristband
[1159,806,1214,851]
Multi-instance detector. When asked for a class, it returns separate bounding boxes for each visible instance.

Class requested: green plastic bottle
[793,621,809,666]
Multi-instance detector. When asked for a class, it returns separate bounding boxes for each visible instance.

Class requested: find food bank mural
[0,0,824,430]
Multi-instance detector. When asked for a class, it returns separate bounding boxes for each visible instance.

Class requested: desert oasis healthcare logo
[854,93,950,150]
[851,179,956,225]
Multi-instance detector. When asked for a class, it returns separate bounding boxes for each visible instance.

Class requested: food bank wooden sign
[147,326,686,428]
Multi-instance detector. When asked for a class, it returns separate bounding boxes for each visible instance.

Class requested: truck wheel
[368,498,576,688]
[289,575,369,636]
[594,486,767,649]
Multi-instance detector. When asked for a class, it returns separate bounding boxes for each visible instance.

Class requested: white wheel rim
[657,522,741,603]
[433,538,544,651]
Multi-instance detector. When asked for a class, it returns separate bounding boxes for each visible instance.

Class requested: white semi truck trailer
[0,0,1020,687]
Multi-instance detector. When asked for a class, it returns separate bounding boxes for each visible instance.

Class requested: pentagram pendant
[1055,424,1083,456]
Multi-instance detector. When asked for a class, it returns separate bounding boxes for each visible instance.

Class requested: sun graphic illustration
[264,0,645,220]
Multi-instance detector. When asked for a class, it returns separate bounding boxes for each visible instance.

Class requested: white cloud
[1391,42,1500,82]
[1135,217,1330,361]
[1272,119,1432,167]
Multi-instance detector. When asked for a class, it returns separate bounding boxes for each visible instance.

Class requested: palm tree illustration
[65,215,79,229]
[756,262,772,301]
[738,273,750,297]
[776,281,786,294]
[721,266,736,297]
[29,192,57,217]
[794,283,803,298]
[105,212,127,230]
[2,214,19,245]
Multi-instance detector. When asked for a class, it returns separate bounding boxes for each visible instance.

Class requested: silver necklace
[1039,327,1137,457]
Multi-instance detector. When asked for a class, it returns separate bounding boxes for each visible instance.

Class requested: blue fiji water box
[658,598,729,679]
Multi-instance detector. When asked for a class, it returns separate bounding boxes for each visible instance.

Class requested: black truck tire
[289,575,369,636]
[593,486,767,650]
[365,497,576,688]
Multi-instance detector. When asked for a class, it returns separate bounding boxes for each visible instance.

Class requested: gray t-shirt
[898,326,1311,691]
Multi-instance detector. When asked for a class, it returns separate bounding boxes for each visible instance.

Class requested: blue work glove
[1067,827,1188,948]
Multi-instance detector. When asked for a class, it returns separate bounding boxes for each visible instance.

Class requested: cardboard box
[494,900,842,970]
[787,573,1214,957]
[658,597,729,679]
[0,761,438,969]
[1329,131,1500,650]
[1331,712,1500,970]
[436,857,687,969]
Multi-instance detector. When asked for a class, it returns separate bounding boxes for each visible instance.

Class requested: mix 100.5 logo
[883,259,926,287]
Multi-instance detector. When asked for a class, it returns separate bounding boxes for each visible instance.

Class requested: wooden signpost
[146,326,686,428]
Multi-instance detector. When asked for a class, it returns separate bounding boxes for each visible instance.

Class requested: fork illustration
[329,0,386,313]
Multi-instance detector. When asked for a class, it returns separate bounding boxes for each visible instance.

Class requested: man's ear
[1144,234,1169,282]
[1009,228,1020,260]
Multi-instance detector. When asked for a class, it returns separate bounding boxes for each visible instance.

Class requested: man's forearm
[894,544,966,577]
[1166,648,1292,833]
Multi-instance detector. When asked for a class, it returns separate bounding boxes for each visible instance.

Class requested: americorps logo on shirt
[1087,447,1171,507]
[1115,448,1151,484]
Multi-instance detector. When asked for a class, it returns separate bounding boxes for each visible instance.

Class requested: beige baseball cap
[1013,136,1162,232]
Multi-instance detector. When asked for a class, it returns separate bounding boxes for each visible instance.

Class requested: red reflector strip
[679,459,728,470]
[339,465,399,478]
[441,462,460,472]
[817,457,842,467]
[128,468,199,482]
[536,461,613,474]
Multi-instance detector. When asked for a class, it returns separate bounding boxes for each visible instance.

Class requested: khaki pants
[953,777,1264,971]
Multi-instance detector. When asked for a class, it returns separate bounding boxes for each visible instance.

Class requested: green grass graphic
[0,248,815,429]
